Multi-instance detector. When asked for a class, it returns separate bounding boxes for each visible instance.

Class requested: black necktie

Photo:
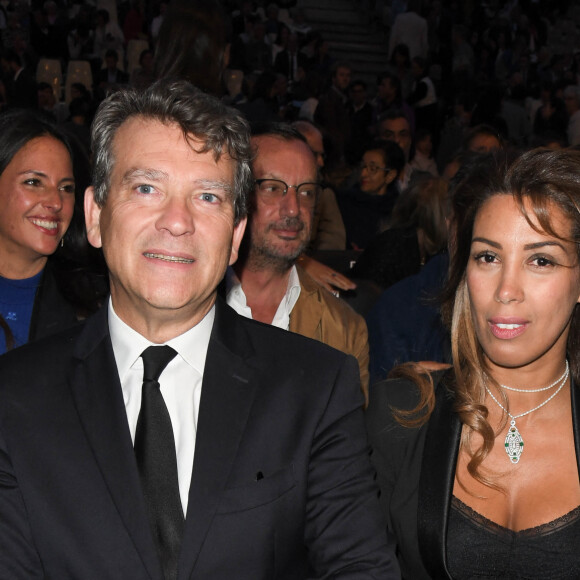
[134,345,184,580]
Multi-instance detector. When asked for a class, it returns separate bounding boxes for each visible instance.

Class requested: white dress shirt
[225,265,301,329]
[108,299,214,514]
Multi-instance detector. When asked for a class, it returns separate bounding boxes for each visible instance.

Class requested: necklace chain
[498,361,569,392]
[485,360,569,420]
[485,360,569,464]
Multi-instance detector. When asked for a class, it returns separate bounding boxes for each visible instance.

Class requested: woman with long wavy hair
[366,149,580,579]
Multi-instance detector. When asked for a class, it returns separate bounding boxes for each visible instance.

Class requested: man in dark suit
[315,61,352,169]
[0,49,37,109]
[0,79,399,579]
[274,32,308,84]
[94,48,129,101]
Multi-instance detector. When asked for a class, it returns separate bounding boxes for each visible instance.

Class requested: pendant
[504,419,524,464]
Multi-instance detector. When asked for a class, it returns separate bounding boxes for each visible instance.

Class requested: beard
[247,216,309,273]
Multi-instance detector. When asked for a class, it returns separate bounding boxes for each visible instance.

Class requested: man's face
[249,136,317,267]
[333,67,351,91]
[350,83,366,107]
[380,117,412,161]
[85,117,246,336]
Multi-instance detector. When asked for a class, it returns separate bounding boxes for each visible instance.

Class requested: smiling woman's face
[0,136,74,277]
[466,194,580,374]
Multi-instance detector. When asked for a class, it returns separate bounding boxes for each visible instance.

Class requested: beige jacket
[290,266,369,401]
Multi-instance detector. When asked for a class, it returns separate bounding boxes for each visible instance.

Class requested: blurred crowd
[1,0,580,372]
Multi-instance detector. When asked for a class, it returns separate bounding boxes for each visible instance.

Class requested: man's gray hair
[91,79,253,224]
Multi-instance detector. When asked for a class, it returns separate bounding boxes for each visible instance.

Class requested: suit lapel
[417,372,460,580]
[179,300,258,580]
[70,305,162,580]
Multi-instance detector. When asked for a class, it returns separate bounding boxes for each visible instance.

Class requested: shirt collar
[225,266,247,307]
[282,265,301,314]
[108,298,215,381]
[225,265,301,330]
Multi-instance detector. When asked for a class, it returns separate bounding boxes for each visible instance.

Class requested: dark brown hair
[393,148,580,488]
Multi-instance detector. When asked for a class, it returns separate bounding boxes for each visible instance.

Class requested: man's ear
[229,216,247,266]
[84,186,103,249]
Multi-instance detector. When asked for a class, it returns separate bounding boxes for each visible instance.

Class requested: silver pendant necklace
[484,360,569,464]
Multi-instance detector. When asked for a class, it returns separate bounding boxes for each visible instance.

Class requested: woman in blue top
[0,109,77,353]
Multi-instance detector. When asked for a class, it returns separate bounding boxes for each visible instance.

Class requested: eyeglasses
[254,179,319,208]
[359,163,389,175]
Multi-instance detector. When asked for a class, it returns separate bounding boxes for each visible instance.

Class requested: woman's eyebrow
[472,238,568,252]
[471,237,501,248]
[523,241,567,251]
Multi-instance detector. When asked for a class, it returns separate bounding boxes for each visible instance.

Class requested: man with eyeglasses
[378,109,415,190]
[225,123,370,400]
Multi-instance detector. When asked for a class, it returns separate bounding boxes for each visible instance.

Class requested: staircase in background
[299,0,390,90]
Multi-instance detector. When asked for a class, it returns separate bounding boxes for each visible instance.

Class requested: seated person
[337,140,405,250]
[366,252,450,383]
[367,149,580,578]
[292,120,346,250]
[226,123,370,399]
[409,128,438,176]
[351,175,448,288]
[377,109,414,190]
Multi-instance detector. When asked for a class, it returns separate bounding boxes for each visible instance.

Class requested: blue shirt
[0,270,43,353]
[367,253,450,383]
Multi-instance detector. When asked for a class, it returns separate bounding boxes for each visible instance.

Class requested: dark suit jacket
[95,67,129,89]
[274,49,308,80]
[28,262,79,343]
[0,298,399,579]
[315,86,351,164]
[366,370,580,579]
[5,67,37,109]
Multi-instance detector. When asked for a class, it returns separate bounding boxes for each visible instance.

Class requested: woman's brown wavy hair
[392,148,580,490]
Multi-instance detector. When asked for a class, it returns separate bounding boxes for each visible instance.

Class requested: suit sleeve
[304,355,400,579]
[0,429,44,578]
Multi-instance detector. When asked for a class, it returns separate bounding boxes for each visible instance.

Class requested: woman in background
[0,110,78,353]
[351,175,448,289]
[367,149,580,578]
[338,140,405,250]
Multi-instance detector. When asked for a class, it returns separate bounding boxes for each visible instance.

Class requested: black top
[28,262,79,343]
[350,226,422,289]
[366,371,580,579]
[337,184,399,250]
[447,496,580,579]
